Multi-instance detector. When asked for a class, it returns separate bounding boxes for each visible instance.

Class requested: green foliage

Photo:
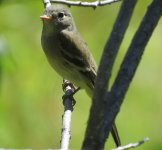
[0,0,162,149]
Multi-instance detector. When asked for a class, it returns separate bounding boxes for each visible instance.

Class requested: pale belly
[52,58,86,87]
[42,41,85,88]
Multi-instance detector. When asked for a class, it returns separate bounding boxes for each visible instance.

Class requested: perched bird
[40,5,121,147]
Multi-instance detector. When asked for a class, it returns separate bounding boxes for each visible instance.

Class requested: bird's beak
[40,15,52,20]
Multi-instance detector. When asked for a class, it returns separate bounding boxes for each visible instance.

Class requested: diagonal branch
[100,0,162,147]
[50,0,121,8]
[82,0,137,149]
[111,137,149,150]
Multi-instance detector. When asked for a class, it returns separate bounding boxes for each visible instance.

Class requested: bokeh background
[0,0,162,149]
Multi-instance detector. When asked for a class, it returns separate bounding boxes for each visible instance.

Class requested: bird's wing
[58,30,97,87]
[59,30,96,71]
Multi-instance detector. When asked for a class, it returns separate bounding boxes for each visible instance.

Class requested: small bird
[40,5,121,147]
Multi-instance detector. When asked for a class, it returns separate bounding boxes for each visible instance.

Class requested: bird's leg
[62,79,80,106]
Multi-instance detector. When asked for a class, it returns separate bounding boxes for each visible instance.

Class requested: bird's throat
[42,24,56,36]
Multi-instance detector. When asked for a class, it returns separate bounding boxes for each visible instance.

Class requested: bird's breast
[41,33,77,79]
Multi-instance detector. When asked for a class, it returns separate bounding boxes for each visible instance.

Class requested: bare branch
[82,0,137,149]
[42,0,51,8]
[60,80,75,150]
[101,0,162,143]
[50,0,121,8]
[111,137,149,150]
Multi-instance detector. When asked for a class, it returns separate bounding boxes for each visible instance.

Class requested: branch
[82,0,137,149]
[60,80,75,150]
[42,0,51,8]
[101,0,162,143]
[111,137,149,150]
[50,0,121,8]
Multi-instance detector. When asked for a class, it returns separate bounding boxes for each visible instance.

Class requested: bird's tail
[111,123,121,147]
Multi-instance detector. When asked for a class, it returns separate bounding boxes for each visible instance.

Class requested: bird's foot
[62,79,80,106]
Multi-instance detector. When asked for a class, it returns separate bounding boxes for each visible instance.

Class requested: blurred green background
[0,0,162,149]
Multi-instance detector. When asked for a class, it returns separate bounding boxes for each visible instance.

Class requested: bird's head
[40,5,76,34]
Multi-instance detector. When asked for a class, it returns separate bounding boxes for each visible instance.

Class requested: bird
[40,4,121,147]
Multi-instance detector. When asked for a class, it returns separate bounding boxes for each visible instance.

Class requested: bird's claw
[62,79,75,92]
[62,80,80,106]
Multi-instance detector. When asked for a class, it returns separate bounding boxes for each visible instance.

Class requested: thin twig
[42,0,51,8]
[60,80,75,150]
[50,0,121,8]
[111,137,149,150]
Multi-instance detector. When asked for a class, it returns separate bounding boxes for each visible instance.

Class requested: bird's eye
[58,12,64,18]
